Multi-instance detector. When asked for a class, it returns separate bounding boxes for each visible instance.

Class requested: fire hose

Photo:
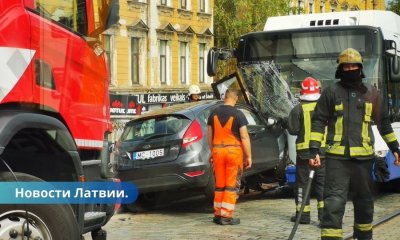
[288,169,315,240]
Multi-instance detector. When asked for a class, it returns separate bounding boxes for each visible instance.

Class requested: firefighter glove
[391,147,400,157]
[374,157,390,183]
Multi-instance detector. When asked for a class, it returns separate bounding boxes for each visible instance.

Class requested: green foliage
[214,0,290,48]
[388,0,400,15]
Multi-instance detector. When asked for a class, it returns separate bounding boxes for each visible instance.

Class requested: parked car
[114,98,288,211]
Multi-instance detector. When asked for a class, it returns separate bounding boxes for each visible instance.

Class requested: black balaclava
[335,65,367,93]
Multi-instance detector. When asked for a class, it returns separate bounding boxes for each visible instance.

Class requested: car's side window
[198,106,217,126]
[238,108,262,126]
[198,113,206,126]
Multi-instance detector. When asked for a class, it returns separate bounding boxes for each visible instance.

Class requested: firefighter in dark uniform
[207,88,252,225]
[288,77,326,224]
[308,48,400,240]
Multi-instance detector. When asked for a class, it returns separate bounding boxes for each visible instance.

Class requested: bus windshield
[237,27,384,98]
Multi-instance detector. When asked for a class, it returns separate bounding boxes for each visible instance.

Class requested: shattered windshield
[238,62,298,124]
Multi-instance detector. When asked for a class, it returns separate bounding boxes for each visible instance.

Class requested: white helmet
[188,85,201,95]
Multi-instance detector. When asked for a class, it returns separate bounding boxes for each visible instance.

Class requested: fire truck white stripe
[0,47,35,102]
[75,139,104,148]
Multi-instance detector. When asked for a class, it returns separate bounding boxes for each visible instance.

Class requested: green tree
[388,0,400,15]
[214,0,290,48]
[213,0,290,78]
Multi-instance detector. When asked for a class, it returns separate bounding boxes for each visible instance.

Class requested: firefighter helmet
[335,48,365,79]
[188,85,201,95]
[299,77,321,101]
[337,48,363,66]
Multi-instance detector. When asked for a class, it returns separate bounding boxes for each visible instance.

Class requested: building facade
[102,0,214,141]
[101,0,383,141]
[289,0,384,14]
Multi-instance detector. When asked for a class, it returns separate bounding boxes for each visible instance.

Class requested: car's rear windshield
[120,115,191,141]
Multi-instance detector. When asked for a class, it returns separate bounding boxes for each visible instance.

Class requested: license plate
[132,148,165,160]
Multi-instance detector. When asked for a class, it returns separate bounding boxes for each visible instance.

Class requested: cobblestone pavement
[84,189,400,240]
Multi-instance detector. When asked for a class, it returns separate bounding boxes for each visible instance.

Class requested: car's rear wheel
[0,172,80,240]
[123,193,159,212]
[122,202,146,213]
[204,170,215,203]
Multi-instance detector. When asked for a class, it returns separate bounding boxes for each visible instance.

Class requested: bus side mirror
[207,48,219,77]
[206,48,236,77]
[105,0,120,29]
[90,0,120,37]
[386,40,400,82]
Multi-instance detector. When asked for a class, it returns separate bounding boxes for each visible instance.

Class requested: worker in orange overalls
[207,88,252,225]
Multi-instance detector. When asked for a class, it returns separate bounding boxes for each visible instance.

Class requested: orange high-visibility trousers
[212,146,243,218]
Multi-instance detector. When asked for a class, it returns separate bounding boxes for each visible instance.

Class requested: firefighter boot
[220,217,240,225]
[290,212,310,224]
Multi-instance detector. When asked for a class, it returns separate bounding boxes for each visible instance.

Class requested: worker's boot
[220,217,240,225]
[290,212,310,224]
[212,216,221,225]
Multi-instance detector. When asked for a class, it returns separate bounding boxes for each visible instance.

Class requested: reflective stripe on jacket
[310,82,399,159]
[296,102,326,150]
[288,101,326,159]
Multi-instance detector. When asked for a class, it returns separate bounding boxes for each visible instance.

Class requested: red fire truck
[0,0,119,239]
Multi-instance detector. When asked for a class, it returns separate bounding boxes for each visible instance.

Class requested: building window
[309,3,313,13]
[199,43,206,83]
[180,42,187,84]
[131,38,140,84]
[160,40,168,84]
[199,0,206,12]
[181,0,187,9]
[320,4,325,13]
[104,34,115,85]
[160,0,167,6]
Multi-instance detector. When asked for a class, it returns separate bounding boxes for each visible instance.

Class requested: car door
[237,105,282,175]
[196,104,219,158]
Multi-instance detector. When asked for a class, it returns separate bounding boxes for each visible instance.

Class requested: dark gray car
[115,100,288,211]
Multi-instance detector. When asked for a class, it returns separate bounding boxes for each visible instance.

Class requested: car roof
[131,100,222,120]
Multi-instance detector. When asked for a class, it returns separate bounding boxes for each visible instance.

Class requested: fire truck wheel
[0,172,80,240]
